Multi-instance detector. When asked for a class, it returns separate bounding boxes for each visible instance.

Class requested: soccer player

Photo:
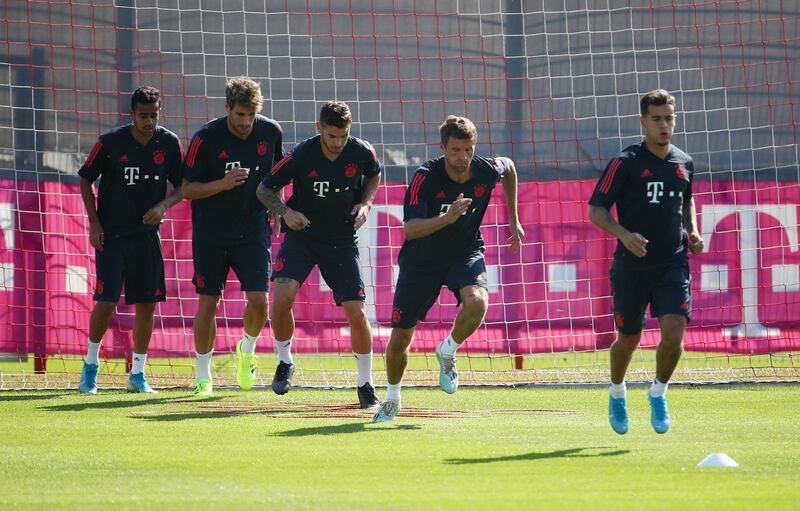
[182,76,284,397]
[256,101,382,408]
[588,89,705,434]
[372,116,524,422]
[77,86,184,394]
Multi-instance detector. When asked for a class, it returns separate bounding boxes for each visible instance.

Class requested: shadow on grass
[0,392,72,402]
[273,423,422,437]
[444,447,630,465]
[39,395,222,412]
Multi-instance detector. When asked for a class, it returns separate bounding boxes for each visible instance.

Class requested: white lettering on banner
[0,202,13,289]
[702,204,799,338]
[646,181,664,203]
[313,181,330,197]
[124,167,140,185]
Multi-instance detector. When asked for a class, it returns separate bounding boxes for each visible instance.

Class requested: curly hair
[130,86,161,111]
[225,76,263,111]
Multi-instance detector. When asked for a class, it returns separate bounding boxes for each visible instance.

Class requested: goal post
[1,1,799,389]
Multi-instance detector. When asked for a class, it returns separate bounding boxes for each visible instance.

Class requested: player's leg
[374,262,441,422]
[230,236,271,390]
[648,260,692,433]
[190,238,228,397]
[607,266,649,434]
[80,238,124,394]
[124,231,166,393]
[373,326,415,423]
[269,233,314,395]
[320,241,377,408]
[435,253,490,394]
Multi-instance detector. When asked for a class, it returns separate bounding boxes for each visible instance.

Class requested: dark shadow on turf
[444,447,630,464]
[39,396,221,412]
[0,392,72,401]
[274,423,422,436]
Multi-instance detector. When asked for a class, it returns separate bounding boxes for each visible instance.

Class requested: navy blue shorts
[94,230,166,304]
[192,235,271,295]
[610,259,692,335]
[271,232,364,305]
[390,250,488,329]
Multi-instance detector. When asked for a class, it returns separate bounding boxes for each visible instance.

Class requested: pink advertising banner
[1,179,799,360]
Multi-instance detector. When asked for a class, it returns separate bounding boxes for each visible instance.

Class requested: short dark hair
[130,86,161,111]
[439,115,477,146]
[319,101,352,128]
[225,76,263,111]
[640,89,676,116]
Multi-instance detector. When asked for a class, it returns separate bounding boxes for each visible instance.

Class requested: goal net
[1,0,798,389]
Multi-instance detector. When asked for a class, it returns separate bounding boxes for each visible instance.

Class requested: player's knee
[246,292,268,310]
[343,302,368,326]
[196,296,221,317]
[93,301,117,317]
[462,293,489,318]
[389,328,414,350]
[660,315,687,344]
[272,291,295,313]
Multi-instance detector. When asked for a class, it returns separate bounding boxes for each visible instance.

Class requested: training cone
[697,453,739,468]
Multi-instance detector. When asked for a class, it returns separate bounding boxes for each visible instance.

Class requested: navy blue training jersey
[588,142,694,270]
[78,125,183,238]
[183,115,284,242]
[399,155,510,263]
[261,134,382,243]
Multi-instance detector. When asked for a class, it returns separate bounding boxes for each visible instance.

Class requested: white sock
[353,352,373,386]
[131,352,147,374]
[240,331,258,355]
[438,335,460,358]
[85,339,101,365]
[275,337,293,365]
[385,383,401,404]
[196,350,213,382]
[609,382,627,399]
[649,378,668,398]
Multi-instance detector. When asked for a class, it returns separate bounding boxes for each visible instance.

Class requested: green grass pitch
[1,385,798,510]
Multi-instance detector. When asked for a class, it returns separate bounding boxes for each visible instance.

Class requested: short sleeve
[77,137,108,182]
[588,157,627,209]
[403,168,435,221]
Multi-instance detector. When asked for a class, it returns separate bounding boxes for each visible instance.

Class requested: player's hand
[443,193,472,224]
[283,209,310,231]
[271,211,282,236]
[142,203,167,225]
[689,232,705,255]
[507,221,525,252]
[351,203,371,231]
[220,167,249,190]
[621,231,648,258]
[89,221,104,251]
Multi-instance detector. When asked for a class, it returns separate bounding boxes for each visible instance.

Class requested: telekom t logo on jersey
[313,181,330,197]
[646,181,664,203]
[124,167,140,186]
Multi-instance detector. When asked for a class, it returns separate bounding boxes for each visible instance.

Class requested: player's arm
[181,134,247,200]
[143,186,184,225]
[683,196,704,255]
[588,206,648,258]
[499,158,524,251]
[588,157,648,258]
[404,193,472,240]
[181,170,247,200]
[144,139,186,225]
[351,173,381,231]
[79,178,104,251]
[256,182,309,231]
